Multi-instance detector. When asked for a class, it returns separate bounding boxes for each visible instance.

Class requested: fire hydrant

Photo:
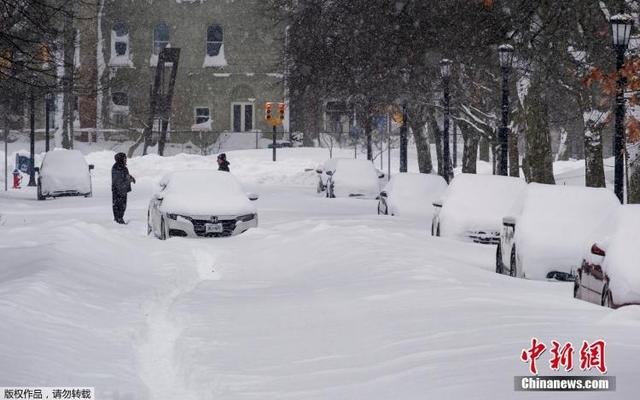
[12,169,22,189]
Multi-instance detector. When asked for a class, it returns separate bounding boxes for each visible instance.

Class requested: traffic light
[278,102,285,122]
[265,102,273,121]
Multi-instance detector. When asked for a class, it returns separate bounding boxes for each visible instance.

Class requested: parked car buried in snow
[325,158,384,199]
[35,149,94,200]
[147,170,259,239]
[574,205,640,308]
[431,174,526,244]
[497,183,619,280]
[378,173,448,217]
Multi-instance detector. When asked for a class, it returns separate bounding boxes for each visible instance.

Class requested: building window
[112,92,129,107]
[110,22,132,67]
[195,107,210,124]
[203,24,227,67]
[207,25,223,56]
[231,103,254,132]
[153,23,170,55]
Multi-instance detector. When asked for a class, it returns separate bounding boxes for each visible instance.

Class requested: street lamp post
[440,59,453,183]
[45,93,52,152]
[610,14,633,203]
[498,44,514,177]
[28,91,36,186]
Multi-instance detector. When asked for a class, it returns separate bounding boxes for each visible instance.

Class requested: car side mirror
[432,200,443,208]
[380,191,388,198]
[325,170,333,176]
[89,164,95,170]
[34,167,40,173]
[502,216,516,227]
[591,243,606,257]
[248,193,259,201]
[378,173,385,179]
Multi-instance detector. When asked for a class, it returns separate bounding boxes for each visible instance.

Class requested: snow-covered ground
[1,147,639,399]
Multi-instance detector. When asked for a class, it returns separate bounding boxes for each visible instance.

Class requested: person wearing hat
[111,152,136,224]
[217,153,230,172]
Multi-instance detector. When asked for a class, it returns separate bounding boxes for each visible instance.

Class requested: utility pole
[497,45,514,177]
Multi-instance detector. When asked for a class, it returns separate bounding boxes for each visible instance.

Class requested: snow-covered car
[147,170,259,239]
[497,183,619,280]
[35,149,94,200]
[574,205,640,308]
[431,174,526,244]
[378,173,448,216]
[325,158,384,198]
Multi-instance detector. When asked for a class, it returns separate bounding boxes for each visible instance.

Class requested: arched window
[113,22,128,56]
[207,24,223,56]
[153,23,170,55]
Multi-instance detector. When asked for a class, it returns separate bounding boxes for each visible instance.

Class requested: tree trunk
[556,127,570,162]
[509,125,520,177]
[61,5,75,149]
[583,110,606,188]
[411,121,433,173]
[428,114,444,177]
[365,115,373,160]
[523,78,555,184]
[628,144,640,203]
[460,123,478,174]
[479,136,490,162]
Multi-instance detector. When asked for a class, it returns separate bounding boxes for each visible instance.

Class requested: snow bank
[439,174,526,239]
[517,183,619,280]
[331,158,381,198]
[40,149,91,195]
[383,173,447,217]
[157,170,256,216]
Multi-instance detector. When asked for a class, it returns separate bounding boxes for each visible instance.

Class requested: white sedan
[325,158,384,199]
[378,173,447,217]
[497,183,619,280]
[36,149,94,200]
[147,170,259,239]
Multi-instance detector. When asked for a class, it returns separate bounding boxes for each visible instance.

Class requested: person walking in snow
[217,153,230,172]
[111,152,136,224]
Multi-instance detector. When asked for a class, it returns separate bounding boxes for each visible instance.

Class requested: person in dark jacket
[217,153,230,172]
[111,152,136,224]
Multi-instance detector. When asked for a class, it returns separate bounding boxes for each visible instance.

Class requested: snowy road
[1,149,639,400]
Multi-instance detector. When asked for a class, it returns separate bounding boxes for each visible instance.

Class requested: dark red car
[574,206,640,308]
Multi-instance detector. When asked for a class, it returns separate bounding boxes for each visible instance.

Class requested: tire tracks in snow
[135,246,220,400]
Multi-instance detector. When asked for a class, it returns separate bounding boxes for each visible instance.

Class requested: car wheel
[601,285,613,308]
[147,212,152,236]
[496,244,504,274]
[510,247,518,277]
[573,274,582,299]
[159,217,167,240]
[37,178,45,201]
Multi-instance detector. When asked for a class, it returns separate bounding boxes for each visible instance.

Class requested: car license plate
[205,223,223,233]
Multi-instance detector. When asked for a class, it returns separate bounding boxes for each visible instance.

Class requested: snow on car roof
[158,170,256,215]
[517,183,620,279]
[42,149,88,169]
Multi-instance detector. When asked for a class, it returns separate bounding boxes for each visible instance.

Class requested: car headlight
[237,214,256,222]
[167,213,178,220]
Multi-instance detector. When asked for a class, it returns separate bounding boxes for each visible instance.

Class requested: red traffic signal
[278,102,285,121]
[265,102,273,120]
